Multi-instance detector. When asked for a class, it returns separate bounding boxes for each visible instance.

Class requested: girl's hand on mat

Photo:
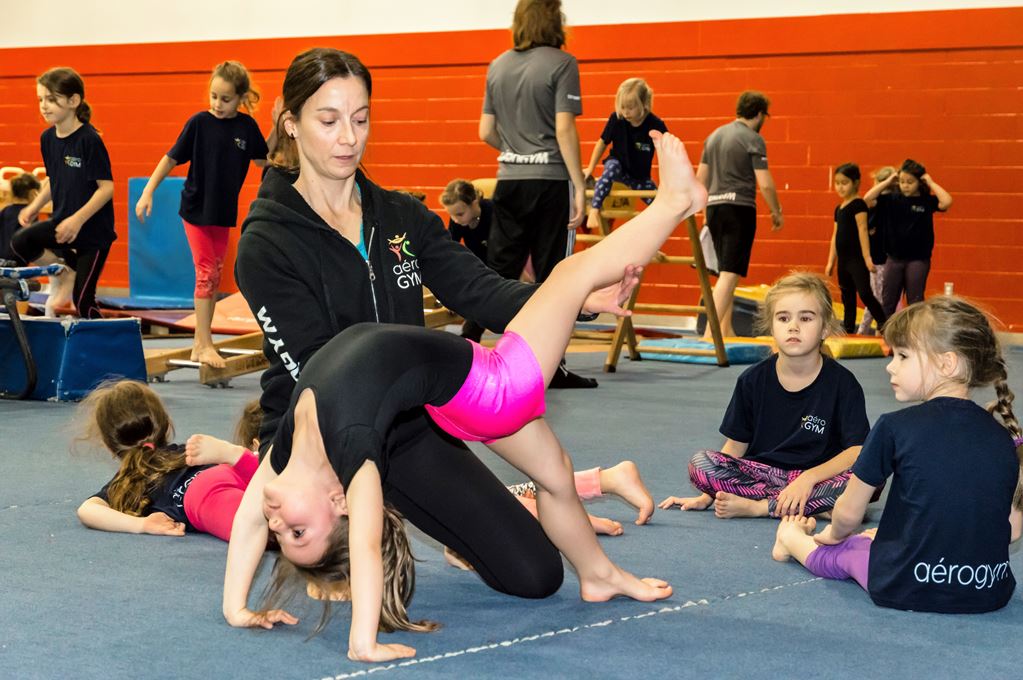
[348,642,416,663]
[813,525,845,546]
[141,512,186,536]
[581,264,643,317]
[227,608,299,630]
[775,475,814,517]
[54,216,83,244]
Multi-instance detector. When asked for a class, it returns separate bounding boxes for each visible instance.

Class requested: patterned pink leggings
[688,449,851,517]
[183,450,259,541]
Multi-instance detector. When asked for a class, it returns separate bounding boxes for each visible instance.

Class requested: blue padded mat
[96,177,195,310]
[639,337,772,364]
[0,316,146,400]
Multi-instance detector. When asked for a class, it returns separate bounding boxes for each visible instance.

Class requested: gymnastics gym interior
[1,3,1020,678]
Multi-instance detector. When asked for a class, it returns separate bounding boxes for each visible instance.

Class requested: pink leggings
[804,534,872,590]
[183,220,230,299]
[183,450,259,541]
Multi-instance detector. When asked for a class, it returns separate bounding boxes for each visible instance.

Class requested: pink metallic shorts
[425,331,546,443]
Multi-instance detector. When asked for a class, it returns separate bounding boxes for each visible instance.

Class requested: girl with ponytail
[11,67,115,319]
[135,60,275,368]
[76,381,262,542]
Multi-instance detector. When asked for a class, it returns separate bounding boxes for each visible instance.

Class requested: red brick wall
[1,7,1020,326]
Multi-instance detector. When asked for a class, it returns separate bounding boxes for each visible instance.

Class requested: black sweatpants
[9,219,109,319]
[837,255,887,334]
[487,179,571,284]
[380,409,563,598]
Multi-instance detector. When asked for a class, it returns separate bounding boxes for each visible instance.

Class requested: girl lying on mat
[76,383,261,543]
[222,129,705,663]
[660,272,871,519]
[772,296,1021,613]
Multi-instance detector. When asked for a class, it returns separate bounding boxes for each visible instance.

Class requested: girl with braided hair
[772,296,1022,613]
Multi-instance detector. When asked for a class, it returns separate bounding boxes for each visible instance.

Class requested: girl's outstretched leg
[505,131,707,384]
[487,419,671,602]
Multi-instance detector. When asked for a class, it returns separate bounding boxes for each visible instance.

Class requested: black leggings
[837,256,887,334]
[487,179,570,284]
[881,257,930,317]
[9,219,109,319]
[380,409,563,598]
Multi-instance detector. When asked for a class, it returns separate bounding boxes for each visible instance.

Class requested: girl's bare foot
[771,515,817,561]
[443,547,474,571]
[602,461,655,524]
[590,515,623,536]
[649,131,707,220]
[192,345,227,369]
[658,492,713,511]
[713,492,769,518]
[307,580,350,601]
[586,207,602,229]
[185,434,244,466]
[580,565,672,603]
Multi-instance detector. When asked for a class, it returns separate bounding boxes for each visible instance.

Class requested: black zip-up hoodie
[237,167,533,443]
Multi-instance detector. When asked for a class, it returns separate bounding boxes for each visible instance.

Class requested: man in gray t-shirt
[696,91,783,338]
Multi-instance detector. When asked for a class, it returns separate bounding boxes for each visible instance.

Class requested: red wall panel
[1,7,1020,327]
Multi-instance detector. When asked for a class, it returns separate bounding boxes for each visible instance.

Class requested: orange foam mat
[169,292,258,335]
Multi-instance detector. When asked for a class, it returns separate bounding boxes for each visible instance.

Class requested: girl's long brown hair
[79,381,183,514]
[260,505,438,638]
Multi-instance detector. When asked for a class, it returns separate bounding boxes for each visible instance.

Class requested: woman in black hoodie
[232,48,633,619]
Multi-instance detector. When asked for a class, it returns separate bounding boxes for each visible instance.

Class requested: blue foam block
[0,316,146,400]
[639,338,772,365]
[99,177,195,310]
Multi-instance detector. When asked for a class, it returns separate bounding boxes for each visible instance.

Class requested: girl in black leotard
[225,84,705,658]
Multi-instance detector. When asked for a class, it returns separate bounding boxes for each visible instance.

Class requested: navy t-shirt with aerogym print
[852,398,1018,613]
[168,111,268,227]
[720,354,869,470]
[40,123,116,248]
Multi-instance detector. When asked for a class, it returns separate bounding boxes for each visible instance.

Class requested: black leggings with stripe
[9,219,109,319]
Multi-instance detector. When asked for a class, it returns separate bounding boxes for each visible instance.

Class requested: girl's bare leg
[487,419,671,602]
[515,493,623,536]
[505,131,707,384]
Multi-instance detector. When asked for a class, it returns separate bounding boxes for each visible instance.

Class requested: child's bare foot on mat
[714,492,768,518]
[586,207,602,229]
[602,461,655,524]
[307,581,350,601]
[580,565,672,602]
[443,547,474,571]
[185,434,244,466]
[659,492,713,511]
[590,515,623,536]
[771,515,817,562]
[192,345,226,368]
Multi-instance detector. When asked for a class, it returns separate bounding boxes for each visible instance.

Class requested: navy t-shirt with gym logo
[852,398,1018,613]
[91,444,212,531]
[720,354,869,470]
[876,192,942,261]
[600,112,668,181]
[167,111,268,227]
[40,124,116,248]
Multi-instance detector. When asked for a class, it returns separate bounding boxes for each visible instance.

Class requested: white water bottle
[944,281,954,296]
